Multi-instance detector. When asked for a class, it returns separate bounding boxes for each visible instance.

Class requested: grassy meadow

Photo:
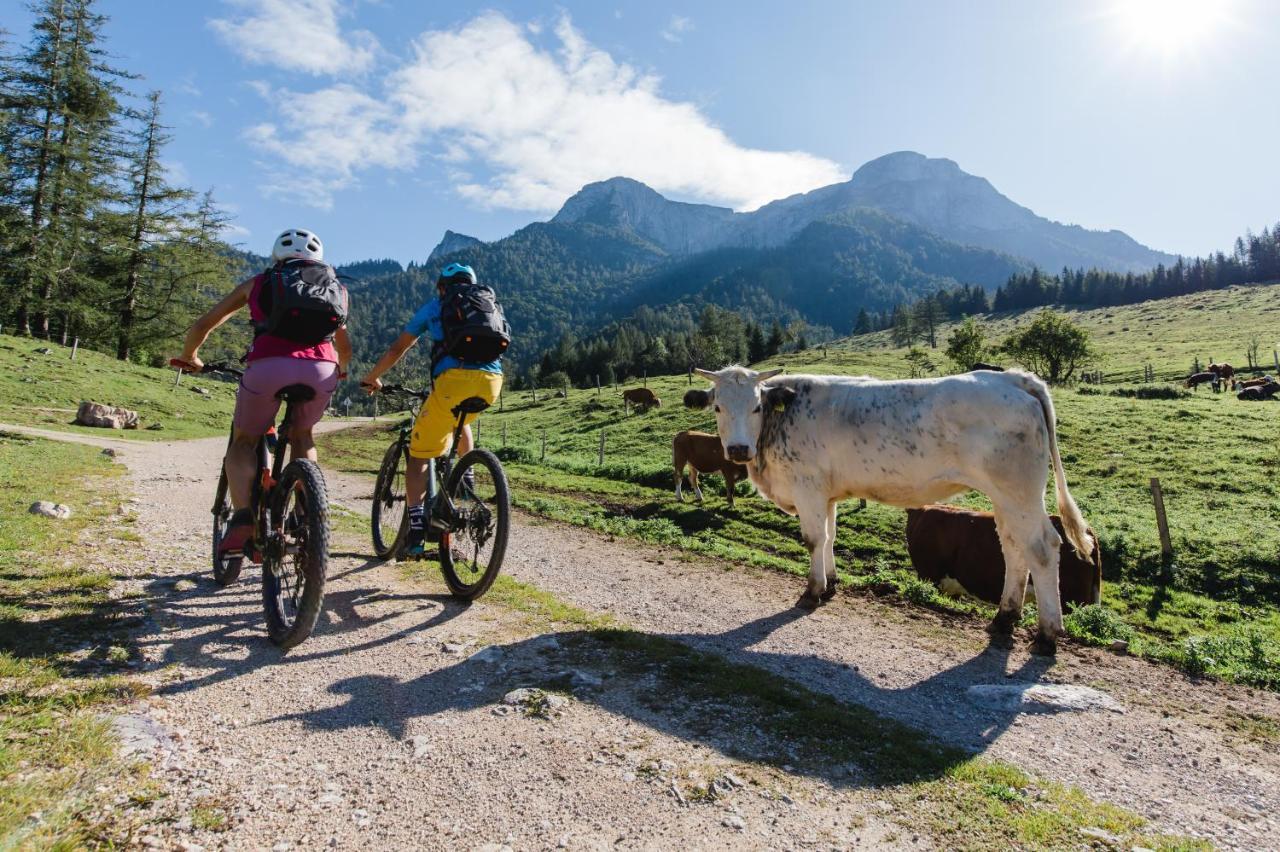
[0,432,151,846]
[322,282,1280,688]
[0,332,238,440]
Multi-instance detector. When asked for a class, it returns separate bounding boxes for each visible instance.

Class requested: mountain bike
[371,385,510,600]
[171,359,330,650]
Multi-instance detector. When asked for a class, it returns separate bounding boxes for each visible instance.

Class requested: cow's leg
[725,470,735,508]
[821,499,839,601]
[987,504,1035,643]
[1025,514,1065,655]
[690,469,704,502]
[675,465,684,501]
[795,493,830,610]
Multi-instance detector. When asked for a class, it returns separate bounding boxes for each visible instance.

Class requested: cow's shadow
[264,604,1058,789]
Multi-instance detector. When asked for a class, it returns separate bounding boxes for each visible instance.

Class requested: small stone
[140,837,163,849]
[29,501,72,520]
[722,815,746,830]
[622,771,636,782]
[146,423,164,431]
[442,642,468,654]
[470,647,503,664]
[722,772,746,788]
[1110,639,1129,653]
[317,793,342,806]
[102,448,117,458]
[411,735,432,758]
[173,579,197,592]
[1079,827,1121,846]
[272,843,293,852]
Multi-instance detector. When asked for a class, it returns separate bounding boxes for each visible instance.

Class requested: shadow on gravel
[263,607,1058,790]
[137,569,471,699]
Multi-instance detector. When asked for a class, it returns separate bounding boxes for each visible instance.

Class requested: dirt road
[9,422,1277,849]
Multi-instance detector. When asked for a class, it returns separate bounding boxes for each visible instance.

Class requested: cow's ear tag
[772,401,787,412]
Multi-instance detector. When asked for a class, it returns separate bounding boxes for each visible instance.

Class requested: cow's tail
[1008,371,1094,557]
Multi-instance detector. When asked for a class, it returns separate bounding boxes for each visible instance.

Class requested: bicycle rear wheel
[262,459,329,649]
[438,448,510,600]
[210,470,243,586]
[372,439,408,559]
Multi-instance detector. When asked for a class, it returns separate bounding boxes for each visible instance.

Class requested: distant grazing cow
[1238,382,1280,401]
[622,387,661,409]
[673,430,747,508]
[1209,362,1236,384]
[906,505,1101,610]
[686,366,1094,654]
[970,362,1004,372]
[1185,371,1216,389]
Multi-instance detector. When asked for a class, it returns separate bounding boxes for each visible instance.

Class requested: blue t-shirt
[404,296,504,379]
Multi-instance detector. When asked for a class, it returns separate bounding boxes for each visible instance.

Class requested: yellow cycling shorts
[409,368,504,459]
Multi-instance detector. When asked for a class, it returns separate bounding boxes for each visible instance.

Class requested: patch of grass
[0,433,149,847]
[0,333,237,440]
[191,802,230,832]
[1064,603,1135,646]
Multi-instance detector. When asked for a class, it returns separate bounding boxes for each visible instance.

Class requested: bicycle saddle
[452,396,490,416]
[276,384,317,403]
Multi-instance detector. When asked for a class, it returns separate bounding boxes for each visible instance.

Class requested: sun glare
[1106,0,1238,59]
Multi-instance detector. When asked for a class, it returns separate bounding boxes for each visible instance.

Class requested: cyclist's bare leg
[405,454,431,508]
[224,428,259,509]
[457,423,474,456]
[289,424,317,463]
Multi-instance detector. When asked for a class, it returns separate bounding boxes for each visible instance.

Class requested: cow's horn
[754,368,784,382]
[693,368,719,380]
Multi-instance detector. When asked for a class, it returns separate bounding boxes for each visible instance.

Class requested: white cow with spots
[684,366,1094,655]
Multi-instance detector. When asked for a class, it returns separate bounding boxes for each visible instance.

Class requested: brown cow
[673,430,747,508]
[1209,362,1236,384]
[905,504,1102,610]
[622,387,661,409]
[1236,376,1272,391]
[1238,382,1280,401]
[1185,371,1216,389]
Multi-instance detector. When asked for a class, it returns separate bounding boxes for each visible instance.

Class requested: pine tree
[746,321,766,363]
[765,320,784,357]
[853,307,871,335]
[913,296,944,348]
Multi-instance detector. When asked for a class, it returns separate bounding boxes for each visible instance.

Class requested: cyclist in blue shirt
[361,263,504,555]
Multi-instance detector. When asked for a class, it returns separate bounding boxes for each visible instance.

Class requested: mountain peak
[426,229,483,263]
[551,176,736,255]
[851,151,966,186]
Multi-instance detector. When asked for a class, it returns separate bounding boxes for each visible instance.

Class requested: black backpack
[256,260,348,345]
[433,280,512,366]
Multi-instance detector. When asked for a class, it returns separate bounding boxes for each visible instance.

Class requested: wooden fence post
[1150,477,1173,560]
[643,370,648,388]
[173,367,182,388]
[70,337,79,361]
[532,381,538,402]
[474,421,480,446]
[502,421,507,447]
[540,429,547,461]
[1273,349,1279,374]
[596,375,600,397]
[598,429,605,466]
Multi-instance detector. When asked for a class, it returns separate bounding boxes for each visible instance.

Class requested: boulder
[76,401,140,430]
[29,501,72,519]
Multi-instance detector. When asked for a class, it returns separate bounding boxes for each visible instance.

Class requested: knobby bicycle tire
[439,448,510,600]
[262,459,329,649]
[371,439,408,559]
[210,469,242,586]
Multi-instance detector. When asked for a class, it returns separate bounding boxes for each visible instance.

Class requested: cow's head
[685,366,788,463]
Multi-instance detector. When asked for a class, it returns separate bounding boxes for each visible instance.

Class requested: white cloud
[209,0,379,77]
[189,110,214,128]
[661,15,694,43]
[238,12,844,212]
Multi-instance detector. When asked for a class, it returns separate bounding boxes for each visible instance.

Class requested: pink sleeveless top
[245,273,339,363]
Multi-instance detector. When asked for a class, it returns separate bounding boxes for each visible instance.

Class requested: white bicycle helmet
[271,228,323,263]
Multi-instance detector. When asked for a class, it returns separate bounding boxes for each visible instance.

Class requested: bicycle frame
[210,394,296,560]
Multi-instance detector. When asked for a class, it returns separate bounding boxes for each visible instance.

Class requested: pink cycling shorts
[232,357,338,436]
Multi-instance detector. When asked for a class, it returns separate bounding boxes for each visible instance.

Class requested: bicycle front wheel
[371,439,407,559]
[439,448,510,600]
[262,459,329,649]
[210,469,242,587]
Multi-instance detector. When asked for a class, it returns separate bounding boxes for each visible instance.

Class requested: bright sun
[1107,0,1238,59]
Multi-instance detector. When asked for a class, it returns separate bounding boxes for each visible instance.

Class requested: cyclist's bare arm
[176,279,252,368]
[334,326,352,376]
[360,332,418,393]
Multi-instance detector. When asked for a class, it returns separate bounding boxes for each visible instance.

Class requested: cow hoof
[796,592,822,611]
[1029,633,1058,657]
[820,583,838,602]
[987,610,1019,637]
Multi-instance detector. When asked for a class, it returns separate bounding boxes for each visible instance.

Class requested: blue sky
[7,0,1276,264]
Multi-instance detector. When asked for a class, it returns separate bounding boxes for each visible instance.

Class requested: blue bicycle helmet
[437,262,476,287]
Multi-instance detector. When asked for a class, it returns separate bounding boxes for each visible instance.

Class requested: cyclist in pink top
[174,229,351,556]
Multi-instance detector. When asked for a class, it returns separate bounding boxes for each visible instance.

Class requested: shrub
[1063,603,1134,646]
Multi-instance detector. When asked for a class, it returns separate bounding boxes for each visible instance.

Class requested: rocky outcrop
[426,230,484,263]
[552,177,737,256]
[76,401,140,430]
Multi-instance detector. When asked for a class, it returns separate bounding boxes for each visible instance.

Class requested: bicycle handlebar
[169,358,244,379]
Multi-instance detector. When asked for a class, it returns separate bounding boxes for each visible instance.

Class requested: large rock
[29,501,71,519]
[76,401,140,430]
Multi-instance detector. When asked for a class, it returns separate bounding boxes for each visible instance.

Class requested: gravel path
[9,421,1277,849]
